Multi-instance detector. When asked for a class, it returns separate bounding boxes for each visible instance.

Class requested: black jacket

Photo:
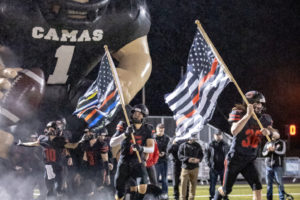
[155,134,170,163]
[178,141,203,170]
[167,139,186,164]
[262,139,286,168]
[205,140,229,170]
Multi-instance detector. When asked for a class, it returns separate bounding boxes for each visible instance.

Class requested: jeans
[266,166,285,200]
[155,161,168,194]
[209,169,224,199]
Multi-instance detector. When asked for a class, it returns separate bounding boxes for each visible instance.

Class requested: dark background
[131,0,300,155]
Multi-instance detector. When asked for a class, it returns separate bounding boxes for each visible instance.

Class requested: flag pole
[195,20,270,142]
[104,45,142,163]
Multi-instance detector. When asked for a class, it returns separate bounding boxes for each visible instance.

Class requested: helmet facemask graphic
[37,0,110,27]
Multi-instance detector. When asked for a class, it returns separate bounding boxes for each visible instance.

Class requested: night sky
[131,1,300,154]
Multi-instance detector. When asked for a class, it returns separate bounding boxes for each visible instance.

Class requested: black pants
[115,161,148,198]
[44,164,63,197]
[172,161,182,199]
[147,165,158,185]
[214,154,262,200]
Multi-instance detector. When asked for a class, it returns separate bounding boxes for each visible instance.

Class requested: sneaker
[161,193,168,199]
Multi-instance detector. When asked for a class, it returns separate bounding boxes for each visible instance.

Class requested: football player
[17,121,83,198]
[81,128,110,196]
[110,104,154,200]
[214,91,280,200]
[0,0,152,158]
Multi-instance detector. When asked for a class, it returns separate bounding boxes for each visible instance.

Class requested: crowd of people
[8,92,286,200]
[0,1,289,200]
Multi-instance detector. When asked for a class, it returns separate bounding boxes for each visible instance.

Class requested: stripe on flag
[73,53,121,128]
[165,29,231,140]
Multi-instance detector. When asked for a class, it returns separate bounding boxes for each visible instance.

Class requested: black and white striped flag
[164,29,231,140]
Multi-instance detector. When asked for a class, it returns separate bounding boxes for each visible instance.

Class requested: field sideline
[167,184,300,199]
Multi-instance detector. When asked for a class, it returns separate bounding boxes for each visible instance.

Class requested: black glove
[125,125,134,138]
[131,144,144,153]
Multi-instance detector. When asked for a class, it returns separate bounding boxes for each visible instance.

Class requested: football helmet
[96,127,108,137]
[130,104,149,123]
[245,91,266,104]
[56,117,67,131]
[37,0,110,27]
[245,90,266,113]
[131,104,149,117]
[46,121,58,135]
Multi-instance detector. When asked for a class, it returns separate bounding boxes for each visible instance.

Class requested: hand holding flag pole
[195,20,270,142]
[104,45,142,163]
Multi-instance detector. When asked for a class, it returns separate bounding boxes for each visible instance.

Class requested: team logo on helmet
[245,91,266,104]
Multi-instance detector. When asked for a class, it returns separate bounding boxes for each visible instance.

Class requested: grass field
[167,184,300,200]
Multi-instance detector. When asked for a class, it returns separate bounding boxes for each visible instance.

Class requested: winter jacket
[178,141,203,170]
[155,134,170,163]
[262,139,286,168]
[205,140,229,170]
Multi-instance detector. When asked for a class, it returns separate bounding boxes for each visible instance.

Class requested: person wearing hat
[205,131,229,200]
[178,134,203,200]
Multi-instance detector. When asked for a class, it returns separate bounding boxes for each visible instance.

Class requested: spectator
[167,138,187,200]
[155,123,170,199]
[262,130,286,200]
[205,131,229,200]
[178,135,203,200]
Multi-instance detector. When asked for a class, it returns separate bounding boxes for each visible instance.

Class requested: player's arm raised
[231,104,254,136]
[16,139,40,147]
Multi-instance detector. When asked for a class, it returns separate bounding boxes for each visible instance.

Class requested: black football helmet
[97,128,108,136]
[131,104,149,117]
[45,121,59,135]
[46,121,58,129]
[130,104,149,123]
[245,90,266,113]
[37,0,110,27]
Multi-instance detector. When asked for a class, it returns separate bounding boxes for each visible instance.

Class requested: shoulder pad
[228,108,245,123]
[144,123,154,132]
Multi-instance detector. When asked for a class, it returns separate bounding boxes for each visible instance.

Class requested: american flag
[74,53,120,128]
[164,29,231,140]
